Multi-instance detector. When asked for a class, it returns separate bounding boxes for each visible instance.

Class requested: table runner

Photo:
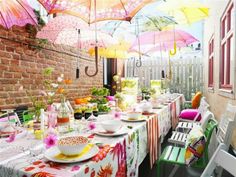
[146,114,159,168]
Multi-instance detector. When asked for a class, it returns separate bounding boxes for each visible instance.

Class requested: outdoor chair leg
[157,160,162,177]
[168,165,179,177]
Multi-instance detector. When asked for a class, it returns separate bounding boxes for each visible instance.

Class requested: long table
[0,94,183,177]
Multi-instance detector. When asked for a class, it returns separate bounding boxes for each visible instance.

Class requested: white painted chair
[201,143,236,177]
[168,110,214,145]
[168,103,236,148]
[176,97,211,132]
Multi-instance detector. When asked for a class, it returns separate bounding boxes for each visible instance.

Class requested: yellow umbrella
[157,0,209,24]
[88,41,140,59]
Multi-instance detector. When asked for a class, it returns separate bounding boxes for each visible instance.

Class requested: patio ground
[139,130,235,177]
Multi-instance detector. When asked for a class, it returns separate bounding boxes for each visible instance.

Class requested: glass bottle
[57,96,70,133]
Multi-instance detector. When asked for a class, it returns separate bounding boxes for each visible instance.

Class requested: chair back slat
[217,103,236,147]
[201,143,236,177]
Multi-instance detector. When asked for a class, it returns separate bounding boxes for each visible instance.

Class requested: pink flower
[43,134,58,149]
[88,122,96,130]
[6,133,16,143]
[114,112,121,119]
[71,165,80,171]
[107,96,115,101]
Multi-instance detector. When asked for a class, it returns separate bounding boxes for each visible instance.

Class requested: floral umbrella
[37,0,154,24]
[36,15,118,50]
[0,0,38,29]
[38,0,154,76]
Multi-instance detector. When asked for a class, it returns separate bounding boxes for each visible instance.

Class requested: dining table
[0,93,184,177]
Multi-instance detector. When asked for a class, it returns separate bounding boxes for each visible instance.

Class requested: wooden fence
[125,51,204,100]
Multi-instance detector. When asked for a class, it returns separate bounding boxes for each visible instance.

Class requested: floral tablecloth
[0,94,183,177]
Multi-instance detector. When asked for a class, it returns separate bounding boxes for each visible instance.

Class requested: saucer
[95,126,128,137]
[44,144,99,163]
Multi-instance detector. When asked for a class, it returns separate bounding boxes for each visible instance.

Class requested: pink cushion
[179,109,201,121]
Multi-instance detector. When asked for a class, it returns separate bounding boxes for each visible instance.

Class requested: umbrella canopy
[37,0,154,24]
[36,15,118,50]
[0,0,38,29]
[88,40,140,59]
[157,0,209,24]
[99,15,177,36]
[131,29,198,49]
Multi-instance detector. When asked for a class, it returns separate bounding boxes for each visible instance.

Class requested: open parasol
[0,0,37,29]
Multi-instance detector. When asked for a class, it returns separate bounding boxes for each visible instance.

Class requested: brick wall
[0,25,103,109]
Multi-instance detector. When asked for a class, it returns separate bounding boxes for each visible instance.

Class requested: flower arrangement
[25,67,72,122]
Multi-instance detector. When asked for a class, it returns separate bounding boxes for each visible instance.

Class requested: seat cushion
[179,109,201,121]
[185,126,206,166]
[191,92,202,109]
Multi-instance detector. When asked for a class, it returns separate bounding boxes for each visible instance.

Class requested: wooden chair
[176,97,211,132]
[201,143,236,177]
[157,119,218,177]
[168,103,236,149]
[168,110,214,145]
[0,109,21,126]
[22,110,34,123]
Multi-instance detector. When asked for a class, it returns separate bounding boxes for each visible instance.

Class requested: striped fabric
[170,101,178,129]
[146,114,159,168]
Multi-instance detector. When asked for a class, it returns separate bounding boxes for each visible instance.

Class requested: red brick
[0,26,103,108]
[0,52,11,58]
[6,47,15,53]
[3,72,13,78]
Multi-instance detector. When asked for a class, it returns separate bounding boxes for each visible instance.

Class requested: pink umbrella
[37,0,153,24]
[36,15,118,50]
[131,29,198,52]
[0,0,37,29]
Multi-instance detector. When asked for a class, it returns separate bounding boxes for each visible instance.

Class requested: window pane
[222,18,226,39]
[230,36,234,85]
[224,43,227,85]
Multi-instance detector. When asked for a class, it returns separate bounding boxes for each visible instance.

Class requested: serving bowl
[57,136,89,156]
[101,120,122,133]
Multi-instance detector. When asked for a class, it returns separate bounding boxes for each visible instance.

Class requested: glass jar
[57,97,70,133]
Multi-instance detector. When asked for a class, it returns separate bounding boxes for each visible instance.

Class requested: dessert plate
[94,126,128,137]
[121,116,147,122]
[44,144,99,163]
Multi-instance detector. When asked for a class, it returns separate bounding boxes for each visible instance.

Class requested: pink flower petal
[71,165,80,171]
[88,122,96,130]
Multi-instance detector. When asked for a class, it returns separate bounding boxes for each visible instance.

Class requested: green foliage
[91,87,110,96]
[90,97,107,104]
[90,87,110,113]
[97,104,111,113]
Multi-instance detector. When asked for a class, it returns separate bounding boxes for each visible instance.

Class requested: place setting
[121,112,147,122]
[94,119,129,137]
[44,136,99,163]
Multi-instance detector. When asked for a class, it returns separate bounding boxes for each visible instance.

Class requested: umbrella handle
[169,41,177,56]
[85,46,99,77]
[136,57,142,67]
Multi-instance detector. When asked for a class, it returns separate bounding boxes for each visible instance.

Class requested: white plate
[95,126,128,137]
[44,145,99,163]
[121,116,147,122]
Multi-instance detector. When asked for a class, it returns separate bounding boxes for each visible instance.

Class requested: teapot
[140,100,152,113]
